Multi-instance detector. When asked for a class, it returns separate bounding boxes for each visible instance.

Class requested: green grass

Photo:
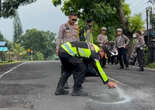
[147,62,155,69]
[0,61,22,66]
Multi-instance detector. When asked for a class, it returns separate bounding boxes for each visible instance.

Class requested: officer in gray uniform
[56,13,79,88]
[135,31,145,71]
[56,13,79,52]
[97,27,108,47]
[115,28,130,69]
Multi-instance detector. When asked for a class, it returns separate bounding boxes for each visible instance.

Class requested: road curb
[131,65,155,71]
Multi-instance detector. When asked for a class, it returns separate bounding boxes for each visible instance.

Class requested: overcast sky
[0,0,148,41]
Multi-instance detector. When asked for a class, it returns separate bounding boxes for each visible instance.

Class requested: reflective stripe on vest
[78,48,91,58]
[93,44,100,53]
[95,59,108,83]
[61,42,75,56]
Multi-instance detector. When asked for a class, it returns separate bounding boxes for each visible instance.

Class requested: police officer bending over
[55,41,116,96]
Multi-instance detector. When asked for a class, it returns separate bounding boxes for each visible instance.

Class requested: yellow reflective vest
[84,32,94,43]
[61,42,109,84]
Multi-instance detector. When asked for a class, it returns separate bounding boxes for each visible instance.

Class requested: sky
[0,0,149,41]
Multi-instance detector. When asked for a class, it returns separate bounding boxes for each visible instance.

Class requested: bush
[147,62,155,69]
[144,47,150,65]
[33,52,44,61]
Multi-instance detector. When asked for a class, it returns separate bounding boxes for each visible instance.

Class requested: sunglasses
[72,19,77,21]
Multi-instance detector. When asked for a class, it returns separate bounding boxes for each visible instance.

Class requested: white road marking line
[25,60,60,63]
[0,62,26,79]
[0,61,59,79]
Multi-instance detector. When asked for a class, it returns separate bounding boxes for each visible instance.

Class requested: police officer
[56,13,79,53]
[79,18,94,43]
[56,13,79,89]
[135,31,145,71]
[55,41,116,96]
[97,27,109,67]
[97,27,108,47]
[115,28,130,69]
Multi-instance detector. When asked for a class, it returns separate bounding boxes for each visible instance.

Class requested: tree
[0,32,5,41]
[0,0,37,18]
[18,28,56,59]
[13,11,23,43]
[52,0,144,37]
[151,14,155,27]
[12,43,27,60]
[33,52,44,60]
[128,14,145,33]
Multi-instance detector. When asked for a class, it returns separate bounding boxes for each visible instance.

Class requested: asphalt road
[0,61,154,110]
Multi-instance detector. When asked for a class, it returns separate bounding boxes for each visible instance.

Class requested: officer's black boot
[139,66,144,71]
[55,78,69,95]
[120,66,124,69]
[71,89,88,96]
[125,65,129,70]
[71,77,88,96]
[55,88,69,95]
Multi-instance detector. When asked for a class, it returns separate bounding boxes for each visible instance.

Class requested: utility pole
[147,0,155,62]
[0,0,1,17]
[146,8,150,45]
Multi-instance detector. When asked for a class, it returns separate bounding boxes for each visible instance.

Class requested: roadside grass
[0,61,23,65]
[147,62,155,69]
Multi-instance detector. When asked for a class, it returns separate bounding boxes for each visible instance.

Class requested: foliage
[128,14,145,33]
[1,0,37,18]
[13,11,23,43]
[144,47,150,65]
[0,32,5,41]
[150,14,155,26]
[18,28,56,59]
[147,62,155,68]
[33,52,44,60]
[12,43,27,60]
[52,0,144,42]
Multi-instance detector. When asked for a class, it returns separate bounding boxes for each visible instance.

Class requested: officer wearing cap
[56,13,79,53]
[115,28,130,69]
[97,27,108,47]
[55,41,116,96]
[135,31,145,71]
[56,13,79,89]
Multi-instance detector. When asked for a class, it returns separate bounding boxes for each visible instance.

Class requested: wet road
[0,61,154,110]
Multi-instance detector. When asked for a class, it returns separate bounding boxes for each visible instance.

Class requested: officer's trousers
[136,48,144,68]
[118,47,129,68]
[56,48,86,91]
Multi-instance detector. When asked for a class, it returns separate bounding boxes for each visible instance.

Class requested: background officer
[97,27,108,47]
[135,31,145,71]
[55,41,116,96]
[79,18,94,43]
[115,28,130,69]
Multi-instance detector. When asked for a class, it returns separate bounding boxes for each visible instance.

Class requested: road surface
[0,61,154,110]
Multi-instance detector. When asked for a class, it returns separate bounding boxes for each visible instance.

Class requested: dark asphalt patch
[2,71,48,80]
[0,96,34,109]
[0,84,46,95]
[0,62,154,110]
[0,63,21,75]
